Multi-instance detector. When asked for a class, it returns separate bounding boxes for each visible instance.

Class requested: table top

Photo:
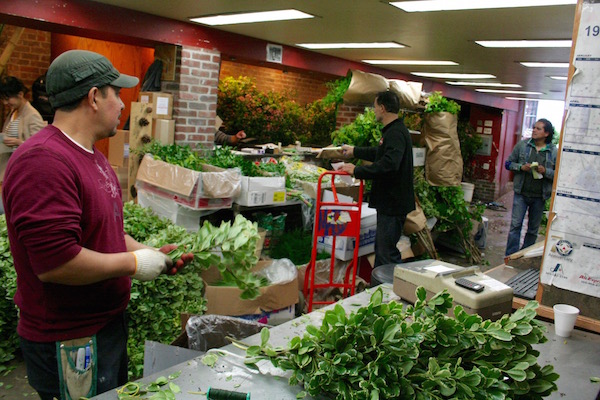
[92,284,600,400]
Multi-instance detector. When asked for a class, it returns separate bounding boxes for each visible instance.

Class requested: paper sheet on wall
[540,1,600,298]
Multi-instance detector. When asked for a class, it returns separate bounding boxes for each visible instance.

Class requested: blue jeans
[505,193,545,256]
[374,213,405,268]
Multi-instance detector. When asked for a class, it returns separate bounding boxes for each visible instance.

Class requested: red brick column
[336,104,368,129]
[163,45,221,149]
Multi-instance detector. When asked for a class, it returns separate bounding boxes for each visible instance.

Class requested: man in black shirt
[341,91,415,267]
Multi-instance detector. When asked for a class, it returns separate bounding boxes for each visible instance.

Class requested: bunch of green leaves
[245,287,558,400]
[124,203,265,300]
[137,141,204,171]
[321,74,351,107]
[269,228,330,266]
[116,371,181,399]
[425,91,461,115]
[0,215,18,373]
[457,120,484,180]
[205,145,256,176]
[331,108,382,148]
[413,169,485,263]
[128,267,206,379]
[123,204,264,377]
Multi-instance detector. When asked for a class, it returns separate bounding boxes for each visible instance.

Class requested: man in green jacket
[504,118,557,256]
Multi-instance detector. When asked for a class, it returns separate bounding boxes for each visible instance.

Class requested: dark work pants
[20,313,129,400]
[374,213,406,268]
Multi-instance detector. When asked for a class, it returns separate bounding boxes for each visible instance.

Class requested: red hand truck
[303,170,364,312]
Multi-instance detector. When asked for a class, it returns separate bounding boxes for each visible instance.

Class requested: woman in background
[0,76,46,211]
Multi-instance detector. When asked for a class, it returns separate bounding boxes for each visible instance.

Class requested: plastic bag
[255,258,298,285]
[186,315,266,352]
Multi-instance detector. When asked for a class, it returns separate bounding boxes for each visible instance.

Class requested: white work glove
[130,249,173,281]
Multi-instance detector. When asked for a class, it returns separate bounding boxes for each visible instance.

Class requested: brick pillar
[162,45,221,149]
[336,103,368,128]
[0,26,51,94]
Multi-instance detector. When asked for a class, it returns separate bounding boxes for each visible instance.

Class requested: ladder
[303,171,364,312]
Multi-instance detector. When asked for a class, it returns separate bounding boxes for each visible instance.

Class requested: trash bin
[370,264,396,287]
[186,315,266,352]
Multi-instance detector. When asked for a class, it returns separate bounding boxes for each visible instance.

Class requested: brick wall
[0,26,51,98]
[471,179,498,203]
[336,103,369,128]
[164,46,221,149]
[219,60,331,105]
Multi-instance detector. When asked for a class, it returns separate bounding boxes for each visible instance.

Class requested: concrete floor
[0,185,571,399]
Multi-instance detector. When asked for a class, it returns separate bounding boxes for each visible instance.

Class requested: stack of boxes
[138,92,175,145]
[127,92,174,203]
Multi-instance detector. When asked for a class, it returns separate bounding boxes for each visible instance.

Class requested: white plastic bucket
[461,182,475,203]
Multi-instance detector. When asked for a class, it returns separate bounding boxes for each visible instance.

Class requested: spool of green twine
[206,387,250,400]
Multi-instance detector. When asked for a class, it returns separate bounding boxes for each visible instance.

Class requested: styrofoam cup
[553,304,579,337]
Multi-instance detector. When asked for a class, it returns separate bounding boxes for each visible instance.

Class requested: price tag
[272,191,286,203]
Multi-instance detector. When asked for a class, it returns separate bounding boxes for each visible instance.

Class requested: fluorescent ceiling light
[506,97,541,101]
[411,72,496,79]
[476,40,572,48]
[550,76,568,80]
[390,0,577,12]
[364,60,457,66]
[446,81,521,87]
[520,62,569,68]
[476,89,543,94]
[190,9,314,25]
[298,42,404,49]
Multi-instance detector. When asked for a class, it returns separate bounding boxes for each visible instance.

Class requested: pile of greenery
[138,141,286,177]
[414,169,485,263]
[217,75,350,147]
[243,287,558,400]
[425,91,461,115]
[270,228,330,266]
[123,202,266,377]
[331,108,382,148]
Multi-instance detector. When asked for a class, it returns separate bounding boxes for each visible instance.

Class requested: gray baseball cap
[47,50,139,108]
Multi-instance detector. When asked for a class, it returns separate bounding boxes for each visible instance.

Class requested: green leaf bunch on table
[244,287,559,400]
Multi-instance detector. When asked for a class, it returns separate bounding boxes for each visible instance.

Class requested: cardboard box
[201,261,299,316]
[137,188,228,231]
[300,180,361,202]
[314,191,376,261]
[139,92,173,119]
[235,176,286,206]
[136,154,241,209]
[152,119,175,145]
[108,130,127,167]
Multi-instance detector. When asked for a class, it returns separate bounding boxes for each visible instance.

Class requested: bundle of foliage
[425,91,461,115]
[414,169,485,263]
[208,146,286,177]
[137,141,204,171]
[0,215,18,373]
[331,108,382,148]
[458,120,484,181]
[243,287,558,400]
[269,228,330,266]
[139,141,286,177]
[217,76,339,147]
[123,203,264,377]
